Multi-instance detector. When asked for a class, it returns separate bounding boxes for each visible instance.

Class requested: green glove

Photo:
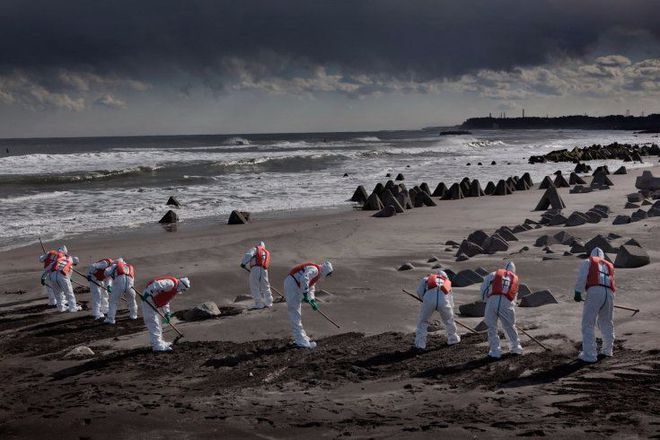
[40,274,47,286]
[162,312,171,324]
[107,285,112,293]
[574,290,582,302]
[309,299,319,311]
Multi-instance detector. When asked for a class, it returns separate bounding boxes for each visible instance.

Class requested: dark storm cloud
[1,0,659,95]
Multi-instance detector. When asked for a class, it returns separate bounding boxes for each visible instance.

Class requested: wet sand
[0,165,659,438]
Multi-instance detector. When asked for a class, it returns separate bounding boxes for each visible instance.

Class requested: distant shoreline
[460,114,660,131]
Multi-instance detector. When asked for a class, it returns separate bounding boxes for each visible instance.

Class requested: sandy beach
[1,163,659,439]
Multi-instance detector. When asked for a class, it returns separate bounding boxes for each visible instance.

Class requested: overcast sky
[1,0,659,138]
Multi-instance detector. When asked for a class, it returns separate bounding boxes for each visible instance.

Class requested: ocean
[0,129,655,251]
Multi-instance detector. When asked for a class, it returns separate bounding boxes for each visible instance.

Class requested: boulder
[350,185,369,204]
[648,206,660,217]
[625,202,640,209]
[570,185,592,194]
[614,245,650,268]
[569,172,587,185]
[627,193,644,203]
[612,215,631,225]
[467,230,489,247]
[521,172,534,187]
[630,209,648,222]
[534,235,560,247]
[64,346,95,359]
[446,240,461,246]
[493,179,511,196]
[228,210,249,225]
[553,231,577,246]
[395,173,405,181]
[373,204,397,218]
[460,178,472,195]
[432,182,448,198]
[589,207,608,218]
[548,214,568,226]
[482,235,509,253]
[396,191,414,209]
[443,183,464,200]
[166,196,181,207]
[159,210,179,224]
[635,170,660,191]
[534,186,566,211]
[458,301,486,318]
[515,179,532,191]
[452,269,484,287]
[182,301,222,321]
[519,290,558,307]
[456,254,470,262]
[539,176,555,189]
[624,238,642,247]
[468,180,485,197]
[642,199,652,206]
[484,181,496,195]
[613,166,627,175]
[420,182,432,195]
[553,173,570,188]
[584,211,602,224]
[474,320,488,332]
[363,192,384,211]
[372,182,385,197]
[398,262,415,271]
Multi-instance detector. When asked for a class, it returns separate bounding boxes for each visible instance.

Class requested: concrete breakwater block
[519,290,558,307]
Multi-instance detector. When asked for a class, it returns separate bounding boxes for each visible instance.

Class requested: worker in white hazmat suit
[47,246,80,313]
[574,247,615,363]
[414,270,460,349]
[39,249,59,306]
[140,276,190,352]
[480,261,523,358]
[86,258,113,319]
[284,261,333,348]
[240,241,274,309]
[103,258,138,324]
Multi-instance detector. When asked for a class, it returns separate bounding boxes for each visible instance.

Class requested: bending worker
[86,257,113,320]
[47,246,81,313]
[414,270,460,349]
[104,258,138,324]
[480,261,523,359]
[574,247,615,363]
[39,248,59,307]
[284,261,333,349]
[240,241,274,310]
[140,276,190,352]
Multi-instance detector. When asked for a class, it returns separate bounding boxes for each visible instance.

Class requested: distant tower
[522,108,525,118]
[626,109,630,117]
[641,111,645,117]
[489,112,492,118]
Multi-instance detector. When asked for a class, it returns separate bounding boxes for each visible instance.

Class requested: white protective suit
[47,247,80,313]
[87,259,112,319]
[415,271,460,349]
[39,250,58,306]
[574,247,615,363]
[141,277,190,352]
[284,261,333,348]
[480,261,523,358]
[240,242,273,309]
[103,258,138,324]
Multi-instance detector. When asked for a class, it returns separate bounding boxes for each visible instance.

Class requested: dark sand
[0,165,659,438]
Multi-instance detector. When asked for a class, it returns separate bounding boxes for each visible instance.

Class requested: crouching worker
[284,261,333,349]
[86,258,113,320]
[140,276,190,352]
[414,270,460,349]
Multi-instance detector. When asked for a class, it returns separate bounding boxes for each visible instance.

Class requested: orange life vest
[115,261,135,279]
[490,269,519,301]
[253,245,270,269]
[92,258,113,281]
[54,252,73,276]
[586,257,615,292]
[43,250,58,269]
[426,274,451,294]
[289,262,321,288]
[146,276,179,308]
